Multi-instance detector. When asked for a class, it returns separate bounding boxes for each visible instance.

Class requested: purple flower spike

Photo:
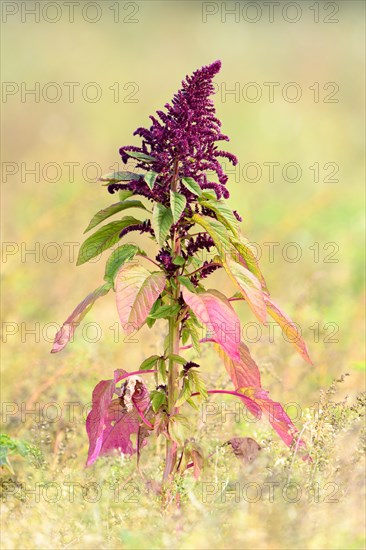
[117,61,238,206]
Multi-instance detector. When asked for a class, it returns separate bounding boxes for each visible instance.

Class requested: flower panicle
[113,60,238,205]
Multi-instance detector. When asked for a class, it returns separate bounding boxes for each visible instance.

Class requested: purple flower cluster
[186,234,214,256]
[110,60,237,205]
[155,249,177,275]
[191,260,222,287]
[118,219,154,239]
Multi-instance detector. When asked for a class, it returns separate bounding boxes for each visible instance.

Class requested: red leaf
[182,287,241,361]
[86,369,150,466]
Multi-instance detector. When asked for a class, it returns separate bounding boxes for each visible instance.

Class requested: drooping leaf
[86,370,150,466]
[181,287,241,362]
[51,283,111,353]
[115,264,166,330]
[237,386,306,449]
[215,341,261,389]
[191,214,267,323]
[265,295,312,364]
[181,176,202,196]
[192,213,231,253]
[144,171,158,190]
[99,171,141,183]
[170,191,187,223]
[198,197,239,235]
[104,244,141,285]
[84,201,148,233]
[152,203,173,246]
[229,237,268,293]
[214,341,262,416]
[226,258,267,323]
[214,344,306,450]
[77,217,142,266]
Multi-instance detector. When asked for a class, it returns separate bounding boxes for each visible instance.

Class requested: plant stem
[163,159,181,485]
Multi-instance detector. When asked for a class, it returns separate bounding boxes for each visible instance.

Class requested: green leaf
[119,189,134,201]
[150,390,167,413]
[146,297,162,327]
[192,214,266,322]
[152,203,173,246]
[77,217,142,266]
[148,303,181,319]
[126,151,156,162]
[146,316,156,328]
[99,171,141,183]
[169,354,187,365]
[189,371,208,400]
[84,201,148,233]
[178,276,196,292]
[175,378,193,407]
[170,191,187,223]
[181,328,190,346]
[0,434,43,473]
[139,355,160,371]
[181,177,202,196]
[104,244,141,285]
[184,319,201,355]
[198,198,239,236]
[144,171,158,190]
[202,189,217,199]
[158,357,167,382]
[172,256,185,266]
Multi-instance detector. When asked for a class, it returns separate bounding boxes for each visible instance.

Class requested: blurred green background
[1,1,365,549]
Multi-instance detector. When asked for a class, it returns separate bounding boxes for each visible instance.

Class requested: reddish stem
[132,398,154,429]
[180,338,216,350]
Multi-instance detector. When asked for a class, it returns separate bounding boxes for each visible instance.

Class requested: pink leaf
[182,287,241,361]
[86,369,150,466]
[115,264,166,330]
[215,341,262,416]
[214,343,306,450]
[238,387,306,449]
[51,283,111,353]
[264,295,312,364]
